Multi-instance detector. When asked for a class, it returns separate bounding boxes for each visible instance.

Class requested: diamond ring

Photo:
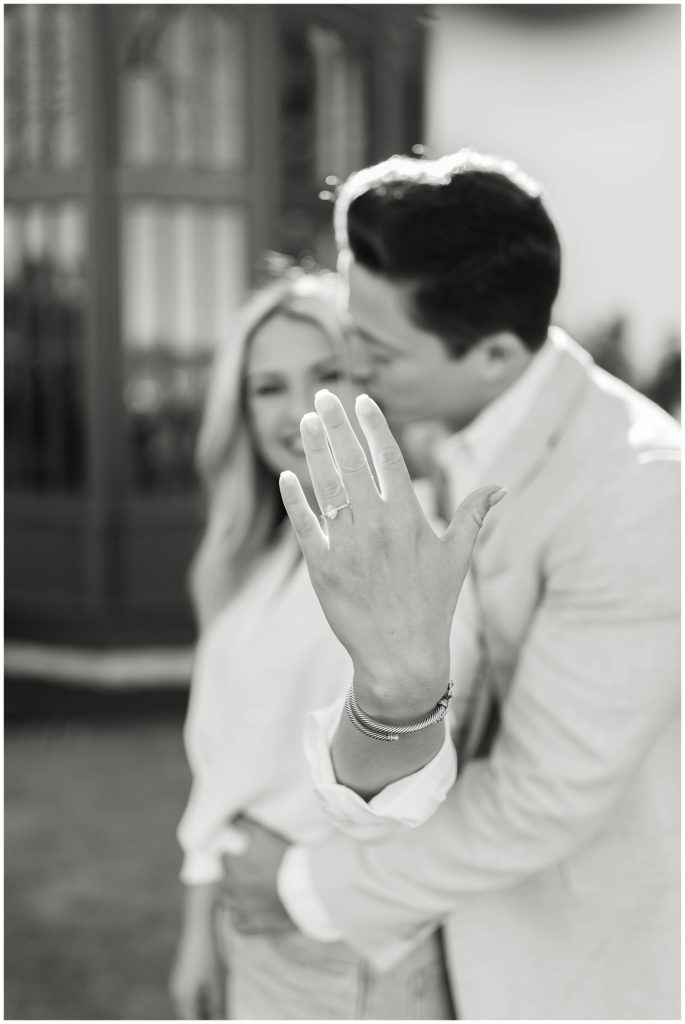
[320,501,352,521]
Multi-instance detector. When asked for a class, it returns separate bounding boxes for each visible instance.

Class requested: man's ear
[477,331,531,380]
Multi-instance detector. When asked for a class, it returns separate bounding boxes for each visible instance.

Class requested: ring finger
[300,413,352,524]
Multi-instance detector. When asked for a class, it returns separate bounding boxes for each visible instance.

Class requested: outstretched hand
[280,390,506,721]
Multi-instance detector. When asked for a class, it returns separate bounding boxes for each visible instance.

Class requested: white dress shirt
[278,335,561,939]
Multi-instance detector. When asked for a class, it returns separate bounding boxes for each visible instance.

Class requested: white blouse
[177,523,353,885]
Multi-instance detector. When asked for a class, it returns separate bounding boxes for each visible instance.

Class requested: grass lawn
[5,697,192,1020]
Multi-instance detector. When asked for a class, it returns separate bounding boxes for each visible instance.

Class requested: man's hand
[279,390,506,722]
[220,817,296,935]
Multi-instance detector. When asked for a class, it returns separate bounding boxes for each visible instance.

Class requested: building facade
[5,4,425,646]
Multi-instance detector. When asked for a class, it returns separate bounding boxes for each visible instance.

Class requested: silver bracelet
[345,680,454,743]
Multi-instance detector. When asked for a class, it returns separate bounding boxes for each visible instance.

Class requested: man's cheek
[391,374,423,411]
[375,367,408,396]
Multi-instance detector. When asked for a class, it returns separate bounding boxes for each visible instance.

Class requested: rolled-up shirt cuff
[179,852,223,887]
[303,696,457,841]
[179,825,251,886]
[277,844,342,942]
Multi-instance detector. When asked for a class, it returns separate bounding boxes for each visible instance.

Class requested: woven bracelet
[345,680,454,743]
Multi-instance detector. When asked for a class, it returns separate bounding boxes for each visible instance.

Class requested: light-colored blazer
[309,333,681,1020]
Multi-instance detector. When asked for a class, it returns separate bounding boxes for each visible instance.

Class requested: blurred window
[120,5,244,170]
[3,4,424,643]
[117,6,248,493]
[5,2,87,495]
[121,202,246,492]
[4,4,83,170]
[278,13,371,265]
[5,201,87,492]
[309,24,367,186]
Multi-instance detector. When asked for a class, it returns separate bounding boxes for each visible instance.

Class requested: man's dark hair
[334,151,562,356]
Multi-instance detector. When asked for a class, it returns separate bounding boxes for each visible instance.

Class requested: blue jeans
[219,916,455,1020]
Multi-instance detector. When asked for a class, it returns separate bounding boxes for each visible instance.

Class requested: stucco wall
[425,4,680,375]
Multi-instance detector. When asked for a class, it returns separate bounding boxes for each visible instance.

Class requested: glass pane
[4,201,87,491]
[278,18,370,260]
[4,5,83,170]
[120,6,245,169]
[278,20,316,254]
[50,5,82,167]
[121,201,247,492]
[309,24,367,185]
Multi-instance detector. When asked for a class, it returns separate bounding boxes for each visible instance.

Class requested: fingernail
[315,389,336,411]
[301,412,320,434]
[488,487,508,508]
[279,470,297,489]
[355,393,378,415]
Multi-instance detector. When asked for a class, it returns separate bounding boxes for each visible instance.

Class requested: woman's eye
[370,352,393,367]
[318,369,342,384]
[250,383,282,397]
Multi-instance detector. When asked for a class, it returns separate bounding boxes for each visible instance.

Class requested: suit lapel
[487,331,592,492]
[476,331,594,549]
[458,334,595,754]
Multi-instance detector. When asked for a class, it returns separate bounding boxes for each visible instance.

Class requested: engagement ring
[320,501,352,521]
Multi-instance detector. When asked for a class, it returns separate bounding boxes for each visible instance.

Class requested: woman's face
[245,312,345,492]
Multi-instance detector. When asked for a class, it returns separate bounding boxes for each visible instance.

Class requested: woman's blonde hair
[189,271,348,631]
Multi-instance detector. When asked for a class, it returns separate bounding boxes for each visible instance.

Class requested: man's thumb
[444,485,507,564]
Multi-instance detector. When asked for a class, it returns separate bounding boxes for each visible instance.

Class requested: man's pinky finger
[279,470,327,561]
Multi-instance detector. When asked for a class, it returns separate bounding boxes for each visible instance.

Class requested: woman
[169,271,458,1020]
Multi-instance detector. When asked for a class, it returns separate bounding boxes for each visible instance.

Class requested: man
[224,151,680,1019]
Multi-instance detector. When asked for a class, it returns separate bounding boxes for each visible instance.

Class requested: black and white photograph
[4,3,681,1020]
